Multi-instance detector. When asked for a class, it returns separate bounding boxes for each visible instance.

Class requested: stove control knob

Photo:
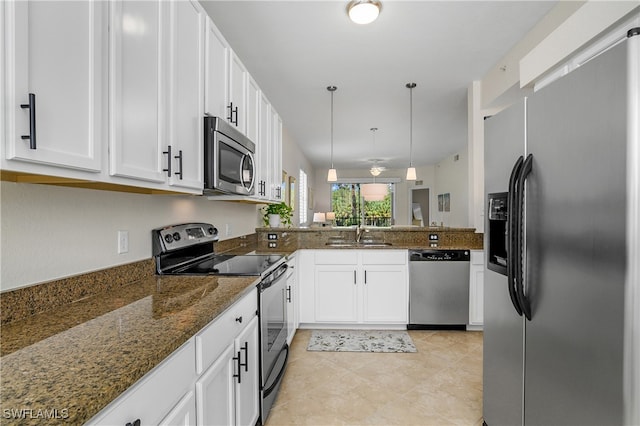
[164,234,174,244]
[173,232,181,241]
[208,227,218,236]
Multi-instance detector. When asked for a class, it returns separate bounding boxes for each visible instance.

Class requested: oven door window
[261,275,288,379]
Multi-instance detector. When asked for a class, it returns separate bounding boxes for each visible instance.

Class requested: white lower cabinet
[86,339,197,426]
[285,254,298,345]
[87,288,259,426]
[195,288,259,426]
[469,250,485,326]
[300,250,408,326]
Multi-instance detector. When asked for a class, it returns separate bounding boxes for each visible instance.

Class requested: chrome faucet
[355,225,369,243]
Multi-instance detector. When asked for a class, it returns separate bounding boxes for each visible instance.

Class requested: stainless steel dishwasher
[408,249,470,330]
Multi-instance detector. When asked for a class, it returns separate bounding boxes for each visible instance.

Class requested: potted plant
[262,202,293,228]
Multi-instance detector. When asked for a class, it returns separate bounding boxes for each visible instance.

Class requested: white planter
[268,214,281,228]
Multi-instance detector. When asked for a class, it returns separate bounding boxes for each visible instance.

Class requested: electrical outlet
[225,224,232,237]
[118,230,129,254]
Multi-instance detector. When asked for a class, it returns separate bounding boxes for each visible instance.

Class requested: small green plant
[262,202,293,227]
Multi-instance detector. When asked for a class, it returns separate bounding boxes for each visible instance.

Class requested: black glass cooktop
[174,254,283,276]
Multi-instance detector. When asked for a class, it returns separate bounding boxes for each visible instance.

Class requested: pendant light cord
[407,82,416,167]
[328,86,337,169]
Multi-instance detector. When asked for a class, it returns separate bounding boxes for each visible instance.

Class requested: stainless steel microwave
[204,116,255,196]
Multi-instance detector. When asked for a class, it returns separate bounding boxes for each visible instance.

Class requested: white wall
[0,181,262,291]
[281,126,315,227]
[433,149,469,228]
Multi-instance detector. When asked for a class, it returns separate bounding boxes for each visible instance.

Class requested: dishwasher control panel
[409,249,470,261]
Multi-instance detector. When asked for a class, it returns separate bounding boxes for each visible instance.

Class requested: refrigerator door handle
[516,153,534,320]
[507,156,524,316]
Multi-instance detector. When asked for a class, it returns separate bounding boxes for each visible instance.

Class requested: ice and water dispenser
[487,192,508,276]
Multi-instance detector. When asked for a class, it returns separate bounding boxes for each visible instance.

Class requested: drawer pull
[235,316,243,323]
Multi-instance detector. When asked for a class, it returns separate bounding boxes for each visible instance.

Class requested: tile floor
[266,329,484,426]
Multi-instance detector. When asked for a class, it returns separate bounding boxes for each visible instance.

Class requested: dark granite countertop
[0,274,258,425]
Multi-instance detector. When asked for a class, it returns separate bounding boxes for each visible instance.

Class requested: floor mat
[306,329,417,353]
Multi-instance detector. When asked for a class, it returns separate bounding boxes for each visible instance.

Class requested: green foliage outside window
[330,183,393,227]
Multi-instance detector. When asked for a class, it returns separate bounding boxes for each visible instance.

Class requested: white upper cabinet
[4,0,105,173]
[228,51,247,135]
[167,0,204,191]
[256,92,271,200]
[271,109,283,201]
[109,0,166,183]
[204,17,229,121]
[246,75,260,145]
[109,0,204,192]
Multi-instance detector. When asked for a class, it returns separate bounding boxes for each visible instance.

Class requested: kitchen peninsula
[255,226,483,252]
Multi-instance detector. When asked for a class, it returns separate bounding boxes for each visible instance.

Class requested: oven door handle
[263,343,289,398]
[239,152,255,193]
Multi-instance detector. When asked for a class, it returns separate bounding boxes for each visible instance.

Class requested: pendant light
[361,128,387,202]
[327,86,338,182]
[406,82,417,181]
[347,0,381,25]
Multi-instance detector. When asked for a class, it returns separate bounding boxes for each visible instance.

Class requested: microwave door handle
[239,152,255,193]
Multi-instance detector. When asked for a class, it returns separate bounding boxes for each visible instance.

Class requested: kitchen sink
[325,241,392,247]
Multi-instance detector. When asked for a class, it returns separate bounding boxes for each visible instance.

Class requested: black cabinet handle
[232,106,238,126]
[125,420,140,426]
[235,316,243,323]
[240,341,249,372]
[286,286,292,303]
[163,145,172,177]
[354,270,357,284]
[364,270,367,284]
[20,93,36,149]
[174,150,183,180]
[233,351,242,383]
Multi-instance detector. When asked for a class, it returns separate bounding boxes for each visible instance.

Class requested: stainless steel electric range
[152,223,289,425]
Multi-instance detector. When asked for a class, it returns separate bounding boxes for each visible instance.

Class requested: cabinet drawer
[87,339,196,425]
[361,250,407,265]
[196,287,257,374]
[315,250,358,265]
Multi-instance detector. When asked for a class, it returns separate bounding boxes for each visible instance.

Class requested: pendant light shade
[406,82,417,181]
[406,167,417,181]
[347,1,381,25]
[327,86,338,182]
[361,183,387,201]
[362,127,387,201]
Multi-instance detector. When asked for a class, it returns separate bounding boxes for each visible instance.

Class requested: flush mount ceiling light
[327,86,338,182]
[347,0,381,25]
[406,82,417,181]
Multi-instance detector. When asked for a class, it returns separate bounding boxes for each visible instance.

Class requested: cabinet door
[5,0,105,172]
[255,92,271,199]
[234,317,260,426]
[196,344,236,426]
[167,0,204,191]
[204,17,229,119]
[362,266,408,323]
[315,266,358,323]
[228,51,247,134]
[246,75,260,144]
[270,109,283,201]
[159,390,196,426]
[109,0,166,183]
[469,251,485,325]
[285,257,297,345]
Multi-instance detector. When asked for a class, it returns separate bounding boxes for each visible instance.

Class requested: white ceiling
[200,1,557,171]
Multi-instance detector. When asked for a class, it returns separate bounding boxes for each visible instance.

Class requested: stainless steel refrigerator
[483,22,639,426]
